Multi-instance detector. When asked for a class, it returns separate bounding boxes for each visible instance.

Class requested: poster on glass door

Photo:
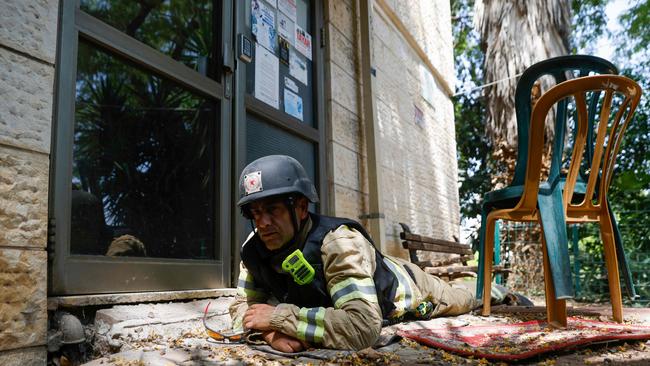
[289,51,308,86]
[278,0,297,22]
[295,25,312,60]
[255,43,279,109]
[284,88,303,121]
[278,11,295,46]
[252,0,277,53]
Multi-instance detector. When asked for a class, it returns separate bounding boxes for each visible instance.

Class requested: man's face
[248,197,307,250]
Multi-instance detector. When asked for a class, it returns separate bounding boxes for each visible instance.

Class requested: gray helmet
[237,155,319,208]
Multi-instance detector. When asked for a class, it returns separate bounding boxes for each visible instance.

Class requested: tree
[454,0,611,232]
[476,0,571,188]
[454,0,650,300]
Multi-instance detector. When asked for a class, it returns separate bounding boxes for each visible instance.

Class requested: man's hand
[262,331,306,353]
[243,304,275,331]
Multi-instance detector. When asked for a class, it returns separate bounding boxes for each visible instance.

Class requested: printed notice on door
[295,25,312,60]
[252,0,277,53]
[278,12,295,46]
[289,51,308,86]
[278,0,297,21]
[255,43,279,109]
[284,89,303,121]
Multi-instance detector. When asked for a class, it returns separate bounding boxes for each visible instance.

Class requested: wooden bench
[399,223,510,281]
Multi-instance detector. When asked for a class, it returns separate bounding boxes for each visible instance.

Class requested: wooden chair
[399,223,510,281]
[476,56,639,303]
[480,75,642,327]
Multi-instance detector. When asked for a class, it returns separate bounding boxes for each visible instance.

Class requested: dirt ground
[75,302,650,366]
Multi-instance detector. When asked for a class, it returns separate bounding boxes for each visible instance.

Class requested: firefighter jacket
[229,213,477,350]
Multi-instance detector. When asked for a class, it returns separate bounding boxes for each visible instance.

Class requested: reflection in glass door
[50,0,232,294]
[72,40,218,260]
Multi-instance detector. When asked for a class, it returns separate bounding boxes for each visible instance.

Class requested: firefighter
[229,155,478,352]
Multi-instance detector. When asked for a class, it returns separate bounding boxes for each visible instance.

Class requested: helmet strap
[284,196,302,247]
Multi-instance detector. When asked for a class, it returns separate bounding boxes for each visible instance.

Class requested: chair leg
[537,189,574,299]
[608,201,637,299]
[600,212,624,323]
[476,206,489,300]
[541,234,567,328]
[481,216,495,316]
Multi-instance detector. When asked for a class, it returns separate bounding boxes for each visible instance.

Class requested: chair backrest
[511,55,618,187]
[516,75,642,212]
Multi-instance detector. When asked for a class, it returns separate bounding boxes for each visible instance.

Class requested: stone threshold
[48,288,237,310]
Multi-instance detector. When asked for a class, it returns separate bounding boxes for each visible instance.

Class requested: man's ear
[296,196,309,220]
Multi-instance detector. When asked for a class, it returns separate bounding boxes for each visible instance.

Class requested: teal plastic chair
[476,55,637,301]
[480,74,642,326]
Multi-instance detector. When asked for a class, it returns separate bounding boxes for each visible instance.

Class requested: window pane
[296,0,311,30]
[72,40,218,260]
[80,0,220,80]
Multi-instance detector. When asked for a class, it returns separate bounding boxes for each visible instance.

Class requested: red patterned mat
[397,317,650,361]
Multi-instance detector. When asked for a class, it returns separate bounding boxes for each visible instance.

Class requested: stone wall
[373,0,459,257]
[324,0,368,221]
[324,0,460,258]
[0,0,58,362]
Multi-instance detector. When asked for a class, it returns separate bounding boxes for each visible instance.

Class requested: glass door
[50,0,234,294]
[231,0,327,268]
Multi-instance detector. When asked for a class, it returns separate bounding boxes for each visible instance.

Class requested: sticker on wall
[279,38,290,65]
[284,77,299,93]
[284,89,303,121]
[278,12,295,45]
[289,51,308,86]
[278,0,297,22]
[255,42,280,109]
[252,0,277,53]
[295,25,312,60]
[414,104,424,126]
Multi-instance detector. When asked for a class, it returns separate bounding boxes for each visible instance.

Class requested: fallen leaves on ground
[106,357,146,366]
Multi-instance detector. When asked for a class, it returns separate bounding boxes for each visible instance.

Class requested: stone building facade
[0,0,458,363]
[326,0,459,258]
[0,0,57,364]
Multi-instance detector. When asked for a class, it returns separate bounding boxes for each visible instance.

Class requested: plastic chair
[476,55,638,302]
[480,75,642,326]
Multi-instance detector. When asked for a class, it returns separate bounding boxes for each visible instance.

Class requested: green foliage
[570,0,610,53]
[609,0,650,255]
[618,1,650,57]
[577,232,601,255]
[80,0,215,74]
[574,219,650,305]
[452,0,493,245]
[574,37,650,302]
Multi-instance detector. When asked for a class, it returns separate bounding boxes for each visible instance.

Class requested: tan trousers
[394,257,481,317]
